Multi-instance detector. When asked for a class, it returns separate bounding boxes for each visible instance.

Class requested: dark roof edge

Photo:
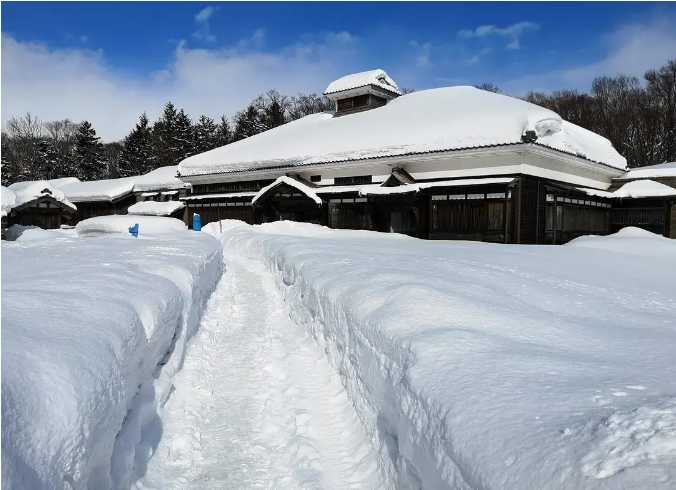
[324,83,401,98]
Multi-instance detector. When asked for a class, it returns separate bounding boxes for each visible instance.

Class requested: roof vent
[521,130,538,143]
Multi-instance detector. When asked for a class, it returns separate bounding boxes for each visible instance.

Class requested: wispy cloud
[1,31,362,141]
[501,15,676,94]
[193,6,218,43]
[458,21,539,50]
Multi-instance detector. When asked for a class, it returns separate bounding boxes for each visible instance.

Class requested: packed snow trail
[136,250,387,489]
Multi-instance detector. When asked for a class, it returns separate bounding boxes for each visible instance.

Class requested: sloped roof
[580,179,676,199]
[2,186,17,217]
[619,162,676,180]
[60,177,138,202]
[252,176,322,205]
[133,165,188,192]
[179,86,626,178]
[127,200,185,216]
[324,69,401,96]
[7,180,77,211]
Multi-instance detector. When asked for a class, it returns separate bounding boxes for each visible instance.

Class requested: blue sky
[2,2,676,140]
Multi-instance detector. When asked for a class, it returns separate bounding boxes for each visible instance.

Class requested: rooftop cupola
[324,69,401,116]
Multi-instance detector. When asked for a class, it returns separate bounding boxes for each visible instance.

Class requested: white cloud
[1,32,361,141]
[458,21,539,50]
[193,6,219,43]
[501,16,676,94]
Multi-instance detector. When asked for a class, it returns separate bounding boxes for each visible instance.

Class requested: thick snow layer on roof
[1,186,17,217]
[76,215,187,236]
[7,180,77,210]
[127,200,185,216]
[181,192,258,201]
[216,221,676,489]
[252,176,323,205]
[60,176,138,202]
[1,230,222,488]
[133,166,187,192]
[179,86,626,178]
[620,162,676,180]
[582,179,676,199]
[324,69,401,95]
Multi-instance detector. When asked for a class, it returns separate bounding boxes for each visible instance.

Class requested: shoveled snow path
[136,251,386,489]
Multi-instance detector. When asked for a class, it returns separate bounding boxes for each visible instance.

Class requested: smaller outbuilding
[59,177,138,222]
[3,180,77,234]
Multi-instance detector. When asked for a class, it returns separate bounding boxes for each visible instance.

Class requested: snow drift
[75,215,187,236]
[214,221,676,489]
[2,229,222,489]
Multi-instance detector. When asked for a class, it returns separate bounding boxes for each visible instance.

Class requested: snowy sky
[2,2,676,141]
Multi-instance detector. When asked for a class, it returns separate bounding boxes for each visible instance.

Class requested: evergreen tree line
[2,59,674,186]
[1,91,331,186]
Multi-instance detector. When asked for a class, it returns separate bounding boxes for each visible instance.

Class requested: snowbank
[2,227,222,489]
[127,200,185,217]
[567,226,675,257]
[60,177,137,202]
[132,166,188,192]
[179,86,626,177]
[76,215,187,236]
[214,221,676,489]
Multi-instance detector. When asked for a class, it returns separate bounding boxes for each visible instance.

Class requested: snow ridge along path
[137,246,388,489]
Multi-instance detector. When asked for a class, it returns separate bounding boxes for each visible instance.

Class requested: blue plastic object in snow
[192,213,202,231]
[128,223,139,237]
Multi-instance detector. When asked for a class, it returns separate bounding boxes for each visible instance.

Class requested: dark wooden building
[175,70,674,242]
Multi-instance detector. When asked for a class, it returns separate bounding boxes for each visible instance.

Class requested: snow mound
[76,215,187,236]
[582,397,676,480]
[178,86,626,177]
[324,68,401,95]
[4,224,73,242]
[567,227,675,257]
[613,180,676,198]
[127,200,185,217]
[217,220,676,489]
[2,230,222,489]
[132,166,187,192]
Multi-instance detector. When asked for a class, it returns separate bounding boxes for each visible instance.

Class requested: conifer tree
[35,139,61,180]
[175,109,195,161]
[153,102,180,166]
[72,121,104,181]
[215,115,232,147]
[119,113,154,176]
[194,115,218,153]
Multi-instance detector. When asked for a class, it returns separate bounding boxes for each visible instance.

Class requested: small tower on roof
[324,69,401,116]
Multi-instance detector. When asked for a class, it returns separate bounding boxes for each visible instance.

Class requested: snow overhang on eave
[178,141,624,184]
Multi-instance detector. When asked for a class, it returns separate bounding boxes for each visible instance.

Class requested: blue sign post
[128,223,139,237]
[192,213,202,231]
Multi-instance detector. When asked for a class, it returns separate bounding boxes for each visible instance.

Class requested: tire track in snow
[135,252,387,489]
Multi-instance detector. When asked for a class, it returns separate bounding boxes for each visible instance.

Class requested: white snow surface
[252,176,323,205]
[127,200,185,217]
[581,179,676,199]
[132,166,187,192]
[1,229,222,489]
[1,185,17,217]
[620,162,676,180]
[7,180,77,210]
[178,86,626,177]
[213,220,676,489]
[75,215,187,236]
[60,176,138,202]
[324,68,401,95]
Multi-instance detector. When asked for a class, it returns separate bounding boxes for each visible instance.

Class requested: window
[467,193,484,200]
[431,195,447,201]
[334,175,372,185]
[448,194,466,200]
[487,192,506,199]
[310,175,321,182]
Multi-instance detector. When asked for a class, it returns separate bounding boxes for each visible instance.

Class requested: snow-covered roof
[252,176,322,205]
[179,86,626,178]
[324,69,401,96]
[7,180,77,211]
[133,165,188,192]
[181,192,258,201]
[2,186,17,217]
[60,177,138,203]
[127,200,185,216]
[580,179,676,199]
[619,162,676,180]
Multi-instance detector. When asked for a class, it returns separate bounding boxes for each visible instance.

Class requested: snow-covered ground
[209,221,676,489]
[1,226,222,489]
